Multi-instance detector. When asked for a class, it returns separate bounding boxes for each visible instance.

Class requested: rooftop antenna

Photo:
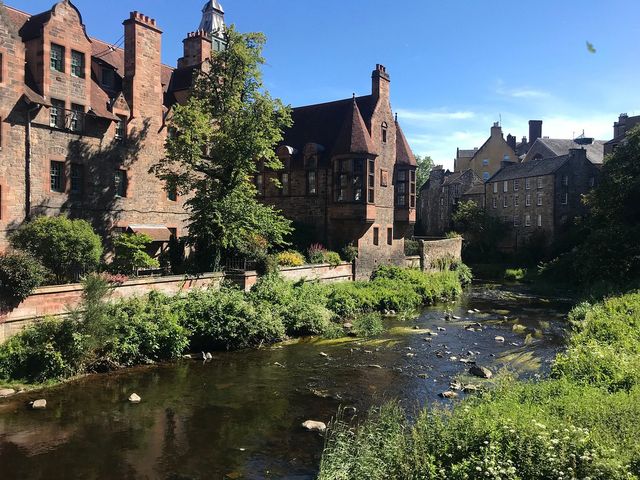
[499,114,502,126]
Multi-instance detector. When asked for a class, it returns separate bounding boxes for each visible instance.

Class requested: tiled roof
[489,156,568,182]
[442,171,464,185]
[332,98,377,156]
[395,121,417,166]
[532,138,606,164]
[457,149,477,158]
[282,95,378,153]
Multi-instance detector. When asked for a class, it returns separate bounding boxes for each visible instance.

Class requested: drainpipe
[25,104,40,221]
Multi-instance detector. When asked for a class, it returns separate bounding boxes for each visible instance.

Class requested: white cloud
[498,87,551,99]
[395,108,476,124]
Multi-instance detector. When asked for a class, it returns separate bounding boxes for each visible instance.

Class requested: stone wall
[420,237,463,271]
[0,273,223,343]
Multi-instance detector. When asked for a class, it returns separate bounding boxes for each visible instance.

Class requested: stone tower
[199,1,225,39]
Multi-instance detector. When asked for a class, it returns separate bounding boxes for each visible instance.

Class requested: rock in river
[0,388,16,398]
[469,365,493,379]
[302,420,327,433]
[495,336,506,343]
[439,391,459,399]
[128,393,142,403]
[32,399,47,409]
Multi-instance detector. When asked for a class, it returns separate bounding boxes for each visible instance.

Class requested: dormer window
[50,44,64,73]
[381,122,388,144]
[102,68,116,89]
[71,51,85,78]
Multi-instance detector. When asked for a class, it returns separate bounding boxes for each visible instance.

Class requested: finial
[352,93,356,101]
[395,112,398,122]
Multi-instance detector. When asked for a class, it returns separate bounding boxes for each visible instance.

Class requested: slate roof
[332,98,377,156]
[530,138,606,164]
[282,95,378,153]
[463,183,485,196]
[396,120,417,166]
[442,171,464,186]
[457,149,477,158]
[489,156,569,182]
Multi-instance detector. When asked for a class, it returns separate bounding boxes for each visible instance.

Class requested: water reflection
[0,283,570,479]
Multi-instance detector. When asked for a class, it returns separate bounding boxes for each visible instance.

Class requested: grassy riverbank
[0,266,467,386]
[318,292,640,479]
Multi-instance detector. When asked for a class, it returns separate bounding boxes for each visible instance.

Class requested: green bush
[504,267,527,282]
[0,250,46,307]
[324,251,342,267]
[307,244,343,266]
[111,233,160,275]
[404,239,421,256]
[341,244,359,263]
[276,250,305,267]
[10,216,103,284]
[351,313,384,338]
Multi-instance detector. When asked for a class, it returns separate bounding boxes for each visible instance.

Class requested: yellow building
[454,123,518,181]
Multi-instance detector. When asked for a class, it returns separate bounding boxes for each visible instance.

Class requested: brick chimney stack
[506,134,517,151]
[529,120,543,146]
[123,11,163,123]
[178,30,212,69]
[491,122,502,138]
[372,64,390,100]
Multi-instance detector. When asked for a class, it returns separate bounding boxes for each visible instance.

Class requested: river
[0,282,571,479]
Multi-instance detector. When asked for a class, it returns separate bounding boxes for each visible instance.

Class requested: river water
[0,283,570,479]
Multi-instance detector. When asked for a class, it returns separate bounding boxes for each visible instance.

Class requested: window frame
[561,192,568,205]
[115,115,127,140]
[387,227,393,246]
[50,44,64,73]
[537,193,543,206]
[50,160,65,193]
[50,99,65,129]
[71,50,85,78]
[373,227,379,246]
[537,214,543,227]
[70,104,84,133]
[367,159,375,204]
[525,214,531,227]
[114,169,128,198]
[70,163,83,195]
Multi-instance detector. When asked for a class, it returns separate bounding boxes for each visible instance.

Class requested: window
[380,169,389,187]
[503,154,511,161]
[70,104,84,132]
[115,116,127,140]
[70,164,83,195]
[454,184,460,196]
[514,195,519,207]
[381,122,388,144]
[503,181,508,193]
[589,177,595,188]
[102,67,115,89]
[50,161,64,192]
[503,196,508,208]
[483,172,490,181]
[397,171,407,206]
[307,170,316,195]
[280,172,289,196]
[367,159,375,203]
[50,99,65,129]
[514,216,521,227]
[167,184,177,202]
[537,193,543,206]
[562,174,569,187]
[50,44,64,72]
[525,178,531,190]
[561,192,568,205]
[373,227,379,246]
[482,159,489,166]
[114,170,127,197]
[440,197,444,206]
[493,183,498,194]
[71,50,85,78]
[492,197,497,209]
[525,214,531,227]
[387,227,393,246]
[514,179,520,191]
[537,177,543,189]
[409,170,416,208]
[537,214,542,227]
[525,194,531,206]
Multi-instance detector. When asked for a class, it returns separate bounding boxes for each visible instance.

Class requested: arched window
[381,122,388,144]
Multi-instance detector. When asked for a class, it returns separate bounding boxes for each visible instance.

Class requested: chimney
[529,120,543,145]
[569,147,587,161]
[429,165,446,185]
[491,122,502,138]
[178,30,212,69]
[614,113,629,138]
[372,64,390,100]
[506,134,517,151]
[123,11,163,123]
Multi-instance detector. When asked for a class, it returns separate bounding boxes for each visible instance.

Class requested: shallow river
[0,283,571,479]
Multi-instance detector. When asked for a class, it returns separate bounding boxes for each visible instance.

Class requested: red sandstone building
[0,1,417,276]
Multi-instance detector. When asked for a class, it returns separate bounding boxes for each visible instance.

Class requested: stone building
[417,167,483,237]
[259,65,418,278]
[485,148,600,251]
[524,137,605,165]
[454,122,518,181]
[605,113,640,155]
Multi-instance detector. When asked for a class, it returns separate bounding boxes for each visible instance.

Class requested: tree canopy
[415,155,434,191]
[153,27,293,270]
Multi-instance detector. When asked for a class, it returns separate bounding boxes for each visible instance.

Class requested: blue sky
[13,0,640,169]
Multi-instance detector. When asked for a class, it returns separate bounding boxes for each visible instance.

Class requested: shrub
[404,239,421,256]
[351,313,384,338]
[324,251,343,267]
[0,250,46,308]
[341,244,359,263]
[445,231,461,238]
[10,216,103,284]
[504,267,527,282]
[308,243,327,264]
[451,261,473,286]
[111,233,160,275]
[276,250,305,267]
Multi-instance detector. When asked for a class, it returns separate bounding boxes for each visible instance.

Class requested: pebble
[302,420,327,433]
[439,391,459,399]
[128,393,141,403]
[368,364,383,369]
[0,388,16,398]
[319,352,328,357]
[32,399,47,409]
[495,336,506,343]
[437,327,446,332]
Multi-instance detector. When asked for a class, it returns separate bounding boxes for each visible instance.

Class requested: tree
[10,216,103,284]
[0,250,46,308]
[415,154,434,191]
[152,27,293,271]
[452,200,508,261]
[111,233,160,275]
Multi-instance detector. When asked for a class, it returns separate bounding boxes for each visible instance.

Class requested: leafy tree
[111,233,160,275]
[0,250,46,308]
[452,200,508,261]
[415,154,434,191]
[10,216,103,284]
[152,27,293,271]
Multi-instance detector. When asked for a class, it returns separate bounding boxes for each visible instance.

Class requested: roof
[395,120,417,166]
[457,149,477,159]
[530,138,606,164]
[463,183,485,196]
[282,95,378,153]
[332,97,377,156]
[442,171,464,186]
[489,156,569,182]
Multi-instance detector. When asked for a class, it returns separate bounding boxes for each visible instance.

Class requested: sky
[11,0,640,169]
